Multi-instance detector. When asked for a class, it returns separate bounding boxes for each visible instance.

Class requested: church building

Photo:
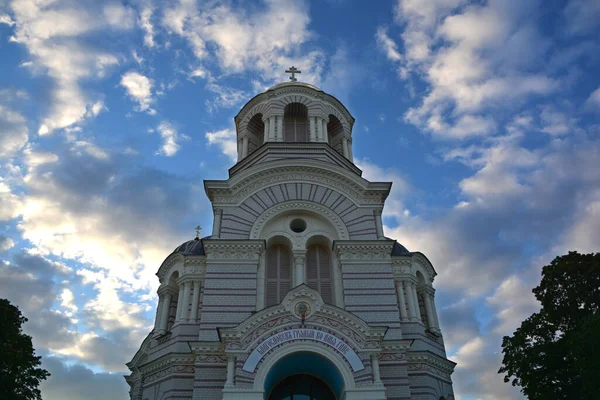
[126,69,456,400]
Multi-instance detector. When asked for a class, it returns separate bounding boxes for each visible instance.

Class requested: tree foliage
[499,251,600,399]
[0,299,50,400]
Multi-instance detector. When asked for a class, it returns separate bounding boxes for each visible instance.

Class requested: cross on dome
[285,66,301,82]
[195,225,202,239]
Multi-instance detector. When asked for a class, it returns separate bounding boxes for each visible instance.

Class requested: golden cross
[195,225,202,238]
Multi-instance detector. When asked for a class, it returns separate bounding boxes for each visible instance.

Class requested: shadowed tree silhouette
[499,251,600,400]
[0,299,50,400]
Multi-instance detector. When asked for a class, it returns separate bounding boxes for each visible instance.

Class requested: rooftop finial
[285,66,301,82]
[195,225,202,240]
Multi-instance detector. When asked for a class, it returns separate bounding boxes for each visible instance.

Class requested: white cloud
[356,159,411,222]
[120,71,154,113]
[0,182,22,221]
[388,0,559,139]
[59,288,78,313]
[0,102,28,157]
[8,1,131,134]
[162,0,322,84]
[205,128,237,161]
[0,13,15,26]
[205,83,248,112]
[584,87,600,110]
[539,105,577,136]
[139,6,155,48]
[486,275,539,335]
[155,121,186,156]
[103,3,135,28]
[376,27,402,62]
[560,200,600,254]
[376,26,405,77]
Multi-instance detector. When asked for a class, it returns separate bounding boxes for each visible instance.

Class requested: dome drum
[234,82,355,162]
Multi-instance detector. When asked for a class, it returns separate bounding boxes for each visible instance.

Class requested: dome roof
[266,81,322,92]
[172,237,205,255]
[391,241,410,256]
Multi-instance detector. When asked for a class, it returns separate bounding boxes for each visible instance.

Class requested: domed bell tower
[126,69,456,400]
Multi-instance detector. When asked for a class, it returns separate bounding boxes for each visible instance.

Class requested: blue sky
[0,0,599,399]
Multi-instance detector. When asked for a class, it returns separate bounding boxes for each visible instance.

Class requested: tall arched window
[167,272,179,331]
[306,244,332,303]
[266,244,292,306]
[284,103,308,142]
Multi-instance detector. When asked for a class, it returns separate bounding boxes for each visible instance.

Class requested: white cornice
[205,162,391,206]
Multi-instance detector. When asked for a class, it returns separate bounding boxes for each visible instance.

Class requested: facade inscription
[243,328,364,373]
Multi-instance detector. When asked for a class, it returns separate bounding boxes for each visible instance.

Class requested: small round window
[290,218,307,233]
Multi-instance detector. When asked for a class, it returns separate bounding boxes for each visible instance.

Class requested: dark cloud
[40,357,129,400]
[0,234,15,251]
[0,251,78,351]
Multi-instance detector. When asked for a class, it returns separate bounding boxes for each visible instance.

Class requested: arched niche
[246,113,265,154]
[251,201,349,244]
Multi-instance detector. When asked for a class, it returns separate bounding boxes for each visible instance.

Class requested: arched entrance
[264,352,343,400]
[268,374,335,400]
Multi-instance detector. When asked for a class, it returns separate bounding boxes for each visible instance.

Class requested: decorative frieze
[143,365,195,384]
[334,240,395,262]
[203,240,264,262]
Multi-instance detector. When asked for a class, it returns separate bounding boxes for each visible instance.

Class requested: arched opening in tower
[327,114,344,155]
[283,103,309,142]
[247,113,265,154]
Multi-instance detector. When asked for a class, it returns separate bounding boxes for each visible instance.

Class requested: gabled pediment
[218,284,388,353]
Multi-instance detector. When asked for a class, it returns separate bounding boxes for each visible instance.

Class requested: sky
[0,0,599,399]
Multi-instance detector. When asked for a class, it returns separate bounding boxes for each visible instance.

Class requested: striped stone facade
[126,82,455,399]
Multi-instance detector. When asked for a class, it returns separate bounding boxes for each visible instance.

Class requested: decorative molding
[156,253,183,282]
[143,364,195,384]
[412,253,437,283]
[195,354,227,364]
[208,165,388,206]
[407,353,456,378]
[203,240,264,261]
[250,201,349,240]
[379,352,406,362]
[137,354,195,377]
[333,241,395,262]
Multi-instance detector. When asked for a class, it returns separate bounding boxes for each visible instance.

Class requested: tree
[0,299,50,400]
[499,251,600,400]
